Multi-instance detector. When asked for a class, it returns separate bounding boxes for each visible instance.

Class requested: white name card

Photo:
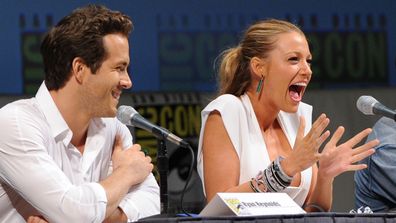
[199,192,306,217]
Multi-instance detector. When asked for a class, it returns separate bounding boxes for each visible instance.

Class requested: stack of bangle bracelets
[249,156,293,192]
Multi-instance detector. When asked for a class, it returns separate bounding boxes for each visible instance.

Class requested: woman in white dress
[197,19,379,211]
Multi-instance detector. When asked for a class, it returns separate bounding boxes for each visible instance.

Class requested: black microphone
[356,95,396,121]
[117,105,189,147]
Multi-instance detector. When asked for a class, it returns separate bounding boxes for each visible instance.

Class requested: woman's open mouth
[288,82,306,102]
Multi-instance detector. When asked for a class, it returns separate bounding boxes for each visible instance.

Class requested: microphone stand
[157,139,168,214]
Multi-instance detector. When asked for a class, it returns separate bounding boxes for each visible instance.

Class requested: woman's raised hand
[317,127,379,179]
[282,114,331,176]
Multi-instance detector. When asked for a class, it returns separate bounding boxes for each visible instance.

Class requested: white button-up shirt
[0,83,160,222]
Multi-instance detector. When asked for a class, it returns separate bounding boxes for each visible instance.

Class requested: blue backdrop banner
[0,0,395,94]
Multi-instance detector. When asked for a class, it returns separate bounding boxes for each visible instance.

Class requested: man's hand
[27,215,48,223]
[111,136,154,185]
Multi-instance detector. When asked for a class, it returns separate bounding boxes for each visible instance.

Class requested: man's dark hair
[40,4,133,90]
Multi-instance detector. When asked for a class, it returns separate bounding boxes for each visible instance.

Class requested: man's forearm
[103,207,128,223]
[100,167,136,219]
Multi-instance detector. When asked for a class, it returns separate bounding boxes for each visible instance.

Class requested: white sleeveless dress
[197,93,313,206]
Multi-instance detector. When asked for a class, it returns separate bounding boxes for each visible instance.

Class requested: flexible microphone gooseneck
[117,105,194,216]
[117,105,189,147]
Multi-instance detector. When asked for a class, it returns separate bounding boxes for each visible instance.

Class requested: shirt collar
[35,82,72,145]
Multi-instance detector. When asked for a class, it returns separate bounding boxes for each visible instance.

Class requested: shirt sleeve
[355,145,396,212]
[116,120,160,221]
[354,118,396,212]
[118,174,160,221]
[0,105,107,223]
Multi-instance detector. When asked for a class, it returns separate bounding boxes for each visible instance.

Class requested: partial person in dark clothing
[355,117,396,212]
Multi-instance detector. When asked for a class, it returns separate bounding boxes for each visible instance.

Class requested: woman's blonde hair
[217,19,305,96]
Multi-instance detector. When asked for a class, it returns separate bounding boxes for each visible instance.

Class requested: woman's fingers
[347,163,368,172]
[349,139,379,163]
[351,139,379,156]
[317,130,331,147]
[300,114,329,151]
[345,128,373,148]
[296,115,306,140]
[309,114,330,139]
[325,126,345,149]
[350,149,375,164]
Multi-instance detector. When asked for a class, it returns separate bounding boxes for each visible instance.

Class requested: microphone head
[356,95,379,115]
[116,105,138,125]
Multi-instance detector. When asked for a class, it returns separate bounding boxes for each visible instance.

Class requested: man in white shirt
[0,4,160,223]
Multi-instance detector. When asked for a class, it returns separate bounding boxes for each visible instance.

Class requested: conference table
[138,212,396,222]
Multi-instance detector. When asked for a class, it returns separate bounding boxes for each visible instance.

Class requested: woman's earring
[256,75,264,94]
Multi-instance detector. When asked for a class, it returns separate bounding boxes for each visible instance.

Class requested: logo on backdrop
[157,13,389,90]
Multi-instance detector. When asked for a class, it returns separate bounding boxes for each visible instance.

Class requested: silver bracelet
[273,156,293,185]
[253,173,268,193]
[249,178,260,192]
[257,157,293,192]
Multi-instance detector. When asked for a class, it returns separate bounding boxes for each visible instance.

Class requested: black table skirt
[138,212,396,223]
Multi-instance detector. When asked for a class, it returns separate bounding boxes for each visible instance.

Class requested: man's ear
[71,57,86,84]
[249,57,266,79]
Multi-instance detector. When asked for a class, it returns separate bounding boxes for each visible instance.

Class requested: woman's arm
[202,111,254,202]
[304,164,333,212]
